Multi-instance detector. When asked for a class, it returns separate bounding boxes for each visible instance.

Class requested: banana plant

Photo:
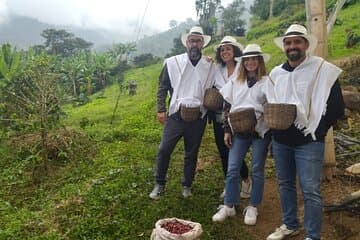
[0,44,21,88]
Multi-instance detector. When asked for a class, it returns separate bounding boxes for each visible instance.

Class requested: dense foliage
[0,1,359,239]
[222,0,247,36]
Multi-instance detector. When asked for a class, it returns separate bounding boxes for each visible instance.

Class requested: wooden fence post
[305,0,336,181]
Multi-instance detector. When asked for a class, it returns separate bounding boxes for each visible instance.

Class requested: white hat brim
[214,42,244,51]
[274,34,318,54]
[235,53,271,63]
[181,33,211,48]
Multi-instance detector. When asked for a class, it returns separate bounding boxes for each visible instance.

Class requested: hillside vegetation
[0,2,359,240]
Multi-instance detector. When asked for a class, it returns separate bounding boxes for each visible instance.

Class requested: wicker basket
[203,88,223,111]
[264,103,296,130]
[229,108,257,134]
[180,105,200,122]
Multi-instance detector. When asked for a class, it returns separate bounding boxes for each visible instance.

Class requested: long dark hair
[215,45,243,67]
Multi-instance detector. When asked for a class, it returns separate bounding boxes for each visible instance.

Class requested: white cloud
[3,0,202,32]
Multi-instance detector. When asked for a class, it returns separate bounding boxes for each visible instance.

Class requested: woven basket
[229,108,257,134]
[264,103,296,130]
[203,88,223,111]
[180,105,200,122]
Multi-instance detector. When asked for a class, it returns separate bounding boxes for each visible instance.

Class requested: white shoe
[212,205,236,222]
[243,206,258,225]
[182,186,192,198]
[240,179,252,199]
[149,184,165,200]
[266,224,300,240]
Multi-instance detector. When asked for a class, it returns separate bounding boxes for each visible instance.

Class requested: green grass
[0,3,359,239]
[0,62,254,239]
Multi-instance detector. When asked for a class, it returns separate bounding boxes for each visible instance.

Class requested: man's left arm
[325,80,345,129]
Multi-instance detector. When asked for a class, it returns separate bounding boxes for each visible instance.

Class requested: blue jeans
[272,140,324,240]
[212,117,249,179]
[224,133,271,206]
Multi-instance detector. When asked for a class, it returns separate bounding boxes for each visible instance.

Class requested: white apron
[166,53,215,118]
[220,76,269,137]
[265,56,342,139]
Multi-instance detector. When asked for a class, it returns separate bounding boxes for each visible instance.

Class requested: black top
[271,61,345,146]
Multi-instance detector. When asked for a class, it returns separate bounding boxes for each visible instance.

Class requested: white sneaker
[149,184,165,200]
[243,206,258,225]
[240,179,252,199]
[266,224,300,240]
[220,188,226,198]
[212,205,236,222]
[182,186,192,198]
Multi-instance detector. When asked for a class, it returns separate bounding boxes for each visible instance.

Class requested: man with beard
[149,26,215,199]
[264,24,344,240]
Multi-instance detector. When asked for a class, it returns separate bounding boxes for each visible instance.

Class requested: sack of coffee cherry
[150,217,203,240]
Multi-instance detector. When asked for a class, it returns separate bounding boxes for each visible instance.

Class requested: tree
[165,36,186,58]
[107,43,136,62]
[222,0,247,36]
[40,29,93,57]
[0,44,21,87]
[195,0,221,35]
[169,20,178,28]
[251,0,270,20]
[251,0,304,20]
[133,53,160,68]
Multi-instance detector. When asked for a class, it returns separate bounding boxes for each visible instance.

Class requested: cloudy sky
[0,0,234,33]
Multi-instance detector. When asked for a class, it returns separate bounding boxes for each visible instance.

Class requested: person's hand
[224,132,232,148]
[204,55,214,63]
[157,112,167,125]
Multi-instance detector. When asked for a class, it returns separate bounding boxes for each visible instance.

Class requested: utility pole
[305,0,336,181]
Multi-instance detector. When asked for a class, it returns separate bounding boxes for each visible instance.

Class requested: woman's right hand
[224,132,232,148]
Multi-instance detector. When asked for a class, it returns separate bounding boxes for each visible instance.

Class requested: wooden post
[305,0,336,181]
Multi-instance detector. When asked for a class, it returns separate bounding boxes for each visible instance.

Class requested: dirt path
[241,175,360,240]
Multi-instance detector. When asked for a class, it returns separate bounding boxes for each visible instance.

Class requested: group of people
[149,24,345,240]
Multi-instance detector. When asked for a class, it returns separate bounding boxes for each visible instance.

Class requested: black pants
[155,113,207,187]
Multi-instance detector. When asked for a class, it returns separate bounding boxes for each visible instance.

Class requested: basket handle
[268,75,279,102]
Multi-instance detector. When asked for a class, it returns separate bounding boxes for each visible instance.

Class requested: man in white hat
[265,24,344,240]
[149,26,215,199]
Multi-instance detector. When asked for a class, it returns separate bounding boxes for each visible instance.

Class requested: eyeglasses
[188,38,203,44]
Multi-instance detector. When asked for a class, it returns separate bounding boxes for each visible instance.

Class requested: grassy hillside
[0,62,254,239]
[204,1,360,70]
[0,2,359,240]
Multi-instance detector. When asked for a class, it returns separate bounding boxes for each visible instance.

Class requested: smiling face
[219,44,235,64]
[243,56,259,73]
[283,36,309,65]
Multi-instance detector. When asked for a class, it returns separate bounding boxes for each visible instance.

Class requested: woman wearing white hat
[209,36,251,200]
[212,43,271,225]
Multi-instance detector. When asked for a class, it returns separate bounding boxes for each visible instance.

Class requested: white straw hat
[235,44,270,63]
[181,26,211,48]
[215,36,244,51]
[274,24,318,54]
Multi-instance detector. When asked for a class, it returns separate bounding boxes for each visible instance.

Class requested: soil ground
[239,104,360,240]
[240,173,360,240]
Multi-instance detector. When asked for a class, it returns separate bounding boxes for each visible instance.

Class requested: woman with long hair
[212,44,271,226]
[210,36,251,199]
